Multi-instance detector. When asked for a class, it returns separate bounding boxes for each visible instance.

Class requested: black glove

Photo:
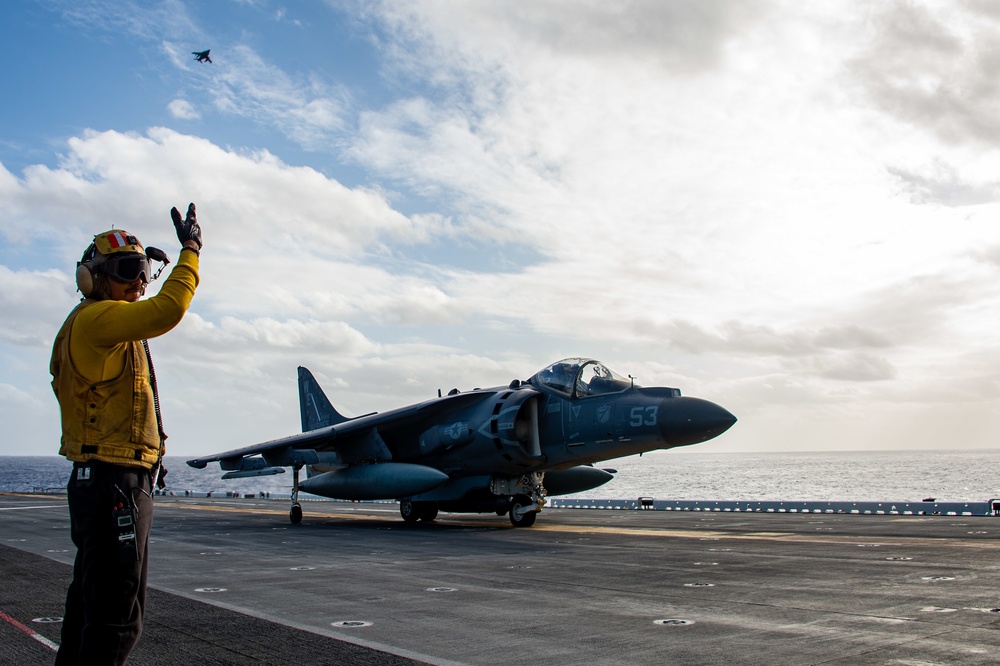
[171,202,202,249]
[157,463,168,490]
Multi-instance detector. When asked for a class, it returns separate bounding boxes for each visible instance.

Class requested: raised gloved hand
[171,202,202,250]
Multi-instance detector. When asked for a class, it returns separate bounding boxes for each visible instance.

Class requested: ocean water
[3,450,1000,502]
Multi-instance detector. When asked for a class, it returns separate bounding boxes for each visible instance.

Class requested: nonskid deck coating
[2,492,999,665]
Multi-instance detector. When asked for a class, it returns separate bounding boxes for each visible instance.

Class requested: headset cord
[142,339,165,490]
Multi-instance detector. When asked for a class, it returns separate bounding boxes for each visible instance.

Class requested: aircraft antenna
[628,374,636,388]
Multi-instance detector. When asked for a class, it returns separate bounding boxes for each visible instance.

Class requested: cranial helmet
[76,230,149,296]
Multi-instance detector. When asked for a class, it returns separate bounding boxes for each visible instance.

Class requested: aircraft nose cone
[659,397,737,446]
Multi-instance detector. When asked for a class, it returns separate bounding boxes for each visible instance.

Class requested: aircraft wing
[187,389,493,469]
[185,427,334,469]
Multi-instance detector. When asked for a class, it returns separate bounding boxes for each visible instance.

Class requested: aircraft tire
[419,505,439,522]
[509,495,537,527]
[399,499,420,523]
[290,503,303,524]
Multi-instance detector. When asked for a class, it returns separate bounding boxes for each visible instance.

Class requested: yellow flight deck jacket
[51,250,199,469]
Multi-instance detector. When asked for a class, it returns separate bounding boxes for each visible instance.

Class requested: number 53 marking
[630,406,658,427]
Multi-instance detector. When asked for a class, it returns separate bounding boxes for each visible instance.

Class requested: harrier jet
[188,359,736,526]
[192,50,212,63]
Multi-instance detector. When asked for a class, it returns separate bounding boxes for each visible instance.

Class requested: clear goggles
[101,253,151,284]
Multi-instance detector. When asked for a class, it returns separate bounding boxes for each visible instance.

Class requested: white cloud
[5,1,1000,457]
[850,0,1000,147]
[0,267,77,348]
[207,45,352,149]
[51,0,201,42]
[168,99,200,120]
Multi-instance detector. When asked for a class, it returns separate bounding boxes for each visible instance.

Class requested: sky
[2,0,999,461]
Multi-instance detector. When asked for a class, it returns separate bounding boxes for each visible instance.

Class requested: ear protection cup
[76,262,95,296]
[75,242,98,296]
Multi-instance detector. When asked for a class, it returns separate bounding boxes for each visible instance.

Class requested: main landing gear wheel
[290,503,302,524]
[400,499,420,523]
[400,500,438,523]
[509,494,537,527]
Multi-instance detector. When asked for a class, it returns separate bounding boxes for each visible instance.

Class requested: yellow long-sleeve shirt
[51,249,200,467]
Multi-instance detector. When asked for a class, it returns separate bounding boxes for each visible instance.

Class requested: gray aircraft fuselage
[394,387,733,477]
[188,358,736,526]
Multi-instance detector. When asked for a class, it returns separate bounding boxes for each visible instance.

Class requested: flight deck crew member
[51,204,202,665]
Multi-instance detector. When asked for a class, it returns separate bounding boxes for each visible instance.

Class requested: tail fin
[298,366,349,432]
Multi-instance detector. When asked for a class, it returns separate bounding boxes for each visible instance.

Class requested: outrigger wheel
[289,464,303,524]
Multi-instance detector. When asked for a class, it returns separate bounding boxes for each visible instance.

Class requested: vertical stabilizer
[298,367,348,432]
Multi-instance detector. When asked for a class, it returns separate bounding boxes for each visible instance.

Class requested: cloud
[374,0,767,76]
[49,0,201,43]
[0,266,76,348]
[49,0,352,152]
[627,319,898,382]
[6,2,1000,457]
[168,99,200,121]
[797,352,897,382]
[206,45,352,149]
[888,161,1000,206]
[972,244,1000,269]
[2,128,423,258]
[851,0,1000,148]
[159,40,353,150]
[0,127,538,451]
[657,320,893,358]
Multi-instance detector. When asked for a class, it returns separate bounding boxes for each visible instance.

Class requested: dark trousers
[56,462,153,666]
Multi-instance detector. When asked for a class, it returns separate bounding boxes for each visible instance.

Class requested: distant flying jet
[192,50,212,63]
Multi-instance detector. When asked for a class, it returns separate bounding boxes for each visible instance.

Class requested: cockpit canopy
[529,358,634,398]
